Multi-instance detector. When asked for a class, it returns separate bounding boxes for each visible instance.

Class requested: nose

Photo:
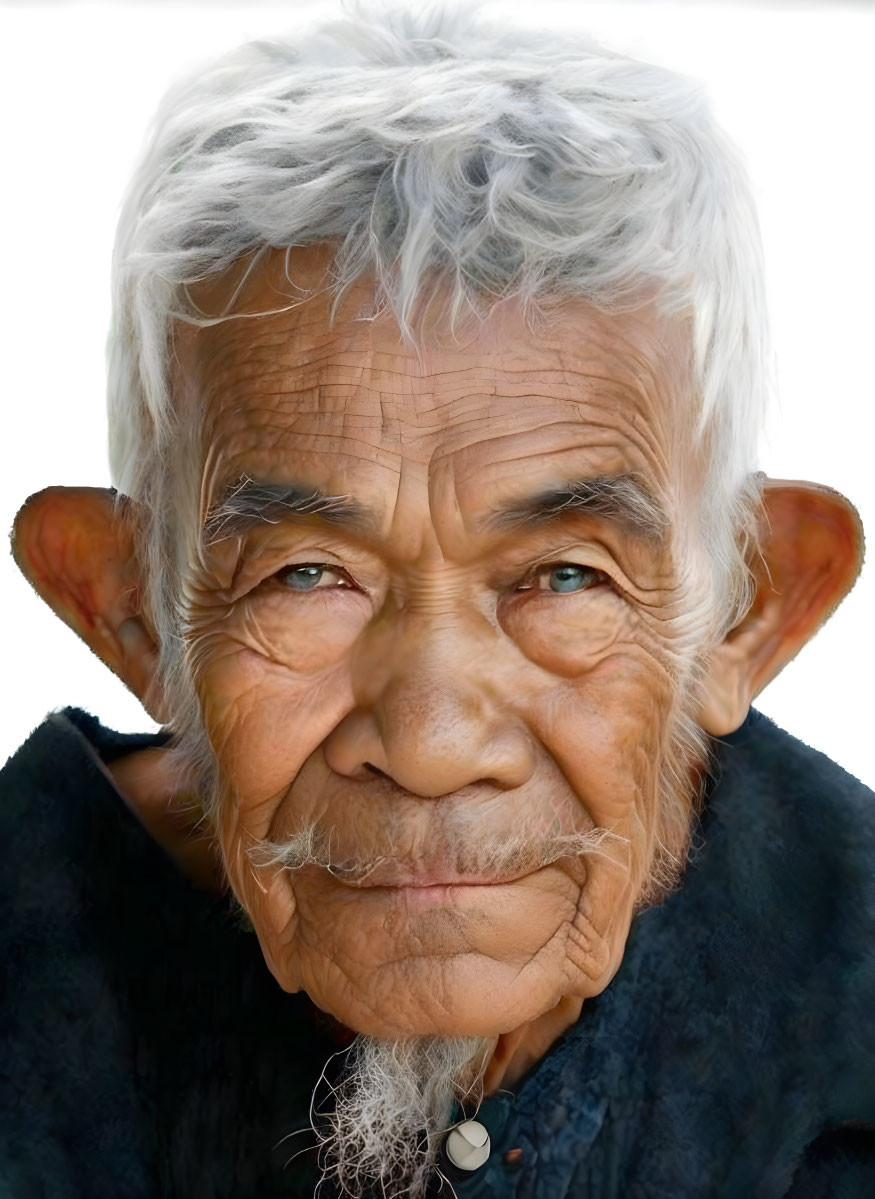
[322,617,535,798]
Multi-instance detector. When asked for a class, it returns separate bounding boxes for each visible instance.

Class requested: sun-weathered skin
[173,245,713,1057]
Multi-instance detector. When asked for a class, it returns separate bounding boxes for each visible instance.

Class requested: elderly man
[2,7,873,1198]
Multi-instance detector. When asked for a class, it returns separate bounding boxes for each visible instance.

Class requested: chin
[305,950,577,1040]
[246,864,632,1038]
[289,900,620,1041]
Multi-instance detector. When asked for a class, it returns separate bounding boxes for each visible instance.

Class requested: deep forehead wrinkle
[204,377,668,476]
[197,289,680,417]
[203,347,664,415]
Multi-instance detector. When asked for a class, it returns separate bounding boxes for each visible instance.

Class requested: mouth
[337,860,546,890]
[346,875,539,913]
[252,818,609,891]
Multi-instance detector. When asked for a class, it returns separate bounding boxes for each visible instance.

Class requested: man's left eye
[276,563,352,591]
[525,563,605,594]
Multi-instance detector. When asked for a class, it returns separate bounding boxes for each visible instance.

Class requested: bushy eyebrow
[203,475,377,545]
[482,473,670,546]
[202,470,669,550]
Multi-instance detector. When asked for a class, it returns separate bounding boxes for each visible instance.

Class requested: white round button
[444,1119,491,1171]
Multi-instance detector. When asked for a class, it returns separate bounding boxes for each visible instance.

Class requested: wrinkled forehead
[175,245,699,531]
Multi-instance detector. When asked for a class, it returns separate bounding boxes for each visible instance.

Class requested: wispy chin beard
[313,1033,493,1199]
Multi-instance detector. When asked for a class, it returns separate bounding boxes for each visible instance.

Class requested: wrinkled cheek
[504,597,624,678]
[192,636,354,806]
[527,653,680,937]
[595,661,676,775]
[248,870,302,991]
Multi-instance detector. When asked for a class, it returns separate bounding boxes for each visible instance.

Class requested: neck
[481,994,584,1096]
[106,746,225,894]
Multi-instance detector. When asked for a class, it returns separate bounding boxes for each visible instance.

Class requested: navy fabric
[1,704,874,1197]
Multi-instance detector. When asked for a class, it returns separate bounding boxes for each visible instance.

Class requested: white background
[1,0,872,784]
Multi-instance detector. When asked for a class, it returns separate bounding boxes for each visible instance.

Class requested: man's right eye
[276,563,353,592]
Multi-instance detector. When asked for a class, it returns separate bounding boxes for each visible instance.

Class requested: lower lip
[374,881,514,910]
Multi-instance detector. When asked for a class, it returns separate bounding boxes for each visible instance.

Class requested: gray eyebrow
[483,473,670,546]
[203,475,378,545]
[203,471,669,550]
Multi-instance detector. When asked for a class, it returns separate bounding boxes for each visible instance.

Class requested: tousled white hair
[311,1034,491,1198]
[105,1,768,837]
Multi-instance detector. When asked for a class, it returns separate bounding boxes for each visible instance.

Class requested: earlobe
[11,486,167,724]
[696,478,864,737]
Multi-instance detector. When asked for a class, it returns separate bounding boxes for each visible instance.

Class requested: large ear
[11,486,167,724]
[696,478,865,736]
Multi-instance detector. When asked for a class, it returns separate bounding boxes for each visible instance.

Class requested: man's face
[178,246,709,1040]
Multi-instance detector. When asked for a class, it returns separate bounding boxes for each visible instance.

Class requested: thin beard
[312,1034,492,1199]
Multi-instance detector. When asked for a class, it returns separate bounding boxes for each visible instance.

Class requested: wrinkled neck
[482,994,585,1097]
[106,746,225,895]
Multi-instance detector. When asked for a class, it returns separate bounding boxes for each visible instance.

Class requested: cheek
[529,649,677,831]
[499,588,635,676]
[235,587,372,669]
[190,610,359,805]
[500,589,677,814]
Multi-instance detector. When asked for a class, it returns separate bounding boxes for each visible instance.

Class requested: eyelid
[233,540,369,590]
[233,529,376,573]
[513,548,604,578]
[504,540,635,591]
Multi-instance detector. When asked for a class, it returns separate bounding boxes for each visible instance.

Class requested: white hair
[105,1,769,834]
[311,1034,491,1198]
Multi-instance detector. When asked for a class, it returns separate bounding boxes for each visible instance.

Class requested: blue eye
[538,564,601,593]
[278,564,348,591]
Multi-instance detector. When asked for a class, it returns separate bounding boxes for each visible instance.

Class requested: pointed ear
[696,478,865,736]
[11,485,168,724]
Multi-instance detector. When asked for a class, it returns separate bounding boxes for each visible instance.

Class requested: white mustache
[245,815,629,886]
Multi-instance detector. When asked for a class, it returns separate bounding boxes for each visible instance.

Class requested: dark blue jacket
[1,705,873,1197]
